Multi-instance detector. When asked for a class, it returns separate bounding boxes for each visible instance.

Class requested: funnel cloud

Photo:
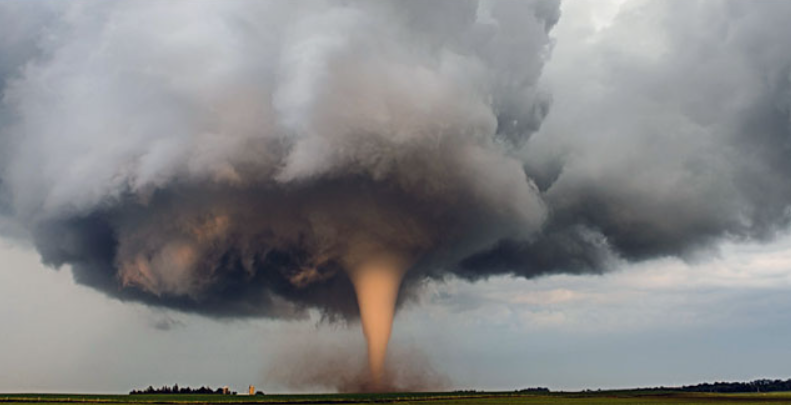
[2,0,791,388]
[350,253,408,388]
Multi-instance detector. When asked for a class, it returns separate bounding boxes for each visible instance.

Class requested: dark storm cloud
[1,0,790,320]
[499,0,791,273]
[0,0,555,319]
[431,1,791,280]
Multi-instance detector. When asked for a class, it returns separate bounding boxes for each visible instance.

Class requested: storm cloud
[1,0,790,321]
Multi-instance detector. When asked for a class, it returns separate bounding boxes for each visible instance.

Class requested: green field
[2,391,791,405]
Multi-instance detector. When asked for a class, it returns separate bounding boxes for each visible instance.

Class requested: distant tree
[516,387,550,393]
[680,378,791,393]
[130,385,225,395]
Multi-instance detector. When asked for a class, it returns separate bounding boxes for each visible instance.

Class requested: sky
[2,0,791,394]
[3,228,791,393]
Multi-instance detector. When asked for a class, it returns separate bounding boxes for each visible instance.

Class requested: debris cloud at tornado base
[3,0,791,392]
[265,339,450,393]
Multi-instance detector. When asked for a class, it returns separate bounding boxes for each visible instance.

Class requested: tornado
[349,252,408,390]
[4,0,791,394]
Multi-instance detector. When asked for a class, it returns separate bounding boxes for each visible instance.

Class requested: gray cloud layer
[506,0,791,271]
[1,0,790,320]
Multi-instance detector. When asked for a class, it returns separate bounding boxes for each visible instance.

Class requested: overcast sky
[4,220,791,393]
[2,0,791,394]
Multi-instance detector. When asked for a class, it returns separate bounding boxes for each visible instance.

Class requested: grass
[2,391,791,405]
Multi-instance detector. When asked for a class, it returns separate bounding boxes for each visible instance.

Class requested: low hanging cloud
[0,0,790,321]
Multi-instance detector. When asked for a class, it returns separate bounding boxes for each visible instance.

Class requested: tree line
[679,378,791,393]
[628,378,791,394]
[130,384,251,395]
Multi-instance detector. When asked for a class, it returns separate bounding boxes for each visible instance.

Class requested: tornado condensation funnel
[349,254,407,391]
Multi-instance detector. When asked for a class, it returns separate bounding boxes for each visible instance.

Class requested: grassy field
[2,391,791,405]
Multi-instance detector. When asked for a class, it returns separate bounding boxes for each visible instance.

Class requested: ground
[2,391,791,405]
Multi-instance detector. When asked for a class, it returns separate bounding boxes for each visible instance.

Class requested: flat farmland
[2,391,791,405]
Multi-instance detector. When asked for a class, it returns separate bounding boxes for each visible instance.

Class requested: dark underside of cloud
[1,0,790,320]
